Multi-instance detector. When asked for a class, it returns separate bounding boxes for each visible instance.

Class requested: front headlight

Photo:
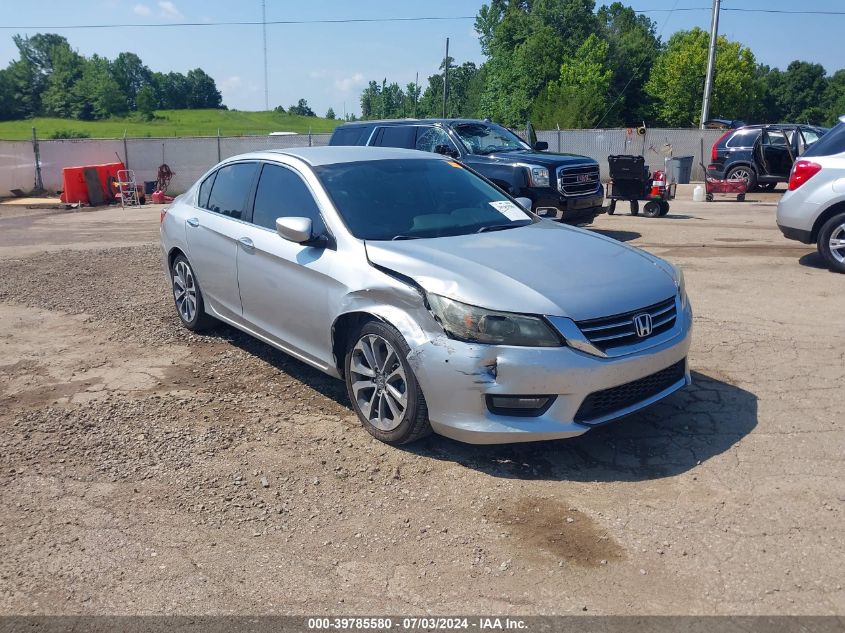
[528,166,550,188]
[427,294,562,347]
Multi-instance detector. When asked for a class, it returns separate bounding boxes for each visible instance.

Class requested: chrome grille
[574,360,686,423]
[576,297,677,352]
[557,164,600,196]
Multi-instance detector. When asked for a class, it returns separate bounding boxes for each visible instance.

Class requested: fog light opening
[487,395,555,417]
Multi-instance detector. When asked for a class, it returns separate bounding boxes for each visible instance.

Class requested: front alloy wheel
[345,321,431,444]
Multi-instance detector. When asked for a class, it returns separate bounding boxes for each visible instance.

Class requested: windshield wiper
[391,234,423,241]
[476,221,531,233]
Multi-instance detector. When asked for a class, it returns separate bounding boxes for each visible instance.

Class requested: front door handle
[186,217,199,227]
[237,237,254,249]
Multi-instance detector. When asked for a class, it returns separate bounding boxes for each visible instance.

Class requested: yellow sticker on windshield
[447,161,462,168]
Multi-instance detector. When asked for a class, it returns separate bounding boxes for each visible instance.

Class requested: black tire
[817,211,845,274]
[706,193,714,202]
[659,201,670,216]
[727,165,758,192]
[630,199,639,216]
[170,254,214,331]
[643,201,661,218]
[737,193,746,202]
[344,320,432,445]
[607,199,616,215]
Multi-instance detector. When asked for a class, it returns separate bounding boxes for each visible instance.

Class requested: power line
[0,15,478,30]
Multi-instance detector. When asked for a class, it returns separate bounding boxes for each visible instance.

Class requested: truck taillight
[160,207,168,223]
[712,130,730,161]
[788,161,822,191]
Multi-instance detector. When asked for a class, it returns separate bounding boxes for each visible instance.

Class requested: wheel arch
[331,305,431,377]
[811,201,845,243]
[167,246,186,270]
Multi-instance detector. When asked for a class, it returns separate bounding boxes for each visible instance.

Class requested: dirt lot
[0,191,842,615]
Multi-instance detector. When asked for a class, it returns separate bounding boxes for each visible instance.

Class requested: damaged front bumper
[407,304,692,444]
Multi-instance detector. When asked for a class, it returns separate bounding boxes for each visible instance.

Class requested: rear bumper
[777,223,813,244]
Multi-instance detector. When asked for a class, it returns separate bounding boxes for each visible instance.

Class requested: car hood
[364,221,678,321]
[476,149,596,168]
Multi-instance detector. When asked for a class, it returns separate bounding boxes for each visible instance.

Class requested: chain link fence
[2,129,714,197]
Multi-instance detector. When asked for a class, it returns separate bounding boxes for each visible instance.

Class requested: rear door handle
[186,217,199,227]
[237,237,254,249]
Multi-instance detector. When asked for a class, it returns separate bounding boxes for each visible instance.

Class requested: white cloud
[158,0,182,19]
[219,76,242,92]
[334,73,365,92]
[133,3,151,15]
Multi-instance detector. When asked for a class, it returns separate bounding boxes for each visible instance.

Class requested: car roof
[335,118,495,128]
[225,146,441,167]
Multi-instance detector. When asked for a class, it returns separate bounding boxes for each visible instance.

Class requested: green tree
[136,85,156,119]
[360,81,382,119]
[40,41,85,117]
[824,70,845,126]
[777,61,828,123]
[152,71,190,109]
[325,107,335,119]
[111,52,152,110]
[531,34,613,128]
[597,2,660,125]
[73,55,127,119]
[475,0,598,125]
[186,68,222,108]
[645,27,759,126]
[288,98,315,116]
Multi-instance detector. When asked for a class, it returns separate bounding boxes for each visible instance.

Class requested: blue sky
[0,0,843,116]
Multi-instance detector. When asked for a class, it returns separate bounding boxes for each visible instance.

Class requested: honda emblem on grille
[633,313,653,337]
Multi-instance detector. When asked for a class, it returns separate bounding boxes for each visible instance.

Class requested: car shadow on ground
[798,251,831,271]
[407,371,757,482]
[589,228,642,242]
[198,324,756,484]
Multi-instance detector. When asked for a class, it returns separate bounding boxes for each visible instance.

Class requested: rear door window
[205,162,258,219]
[251,163,325,233]
[373,126,417,149]
[197,172,216,208]
[330,126,370,146]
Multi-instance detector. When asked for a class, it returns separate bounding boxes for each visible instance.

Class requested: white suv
[777,116,845,273]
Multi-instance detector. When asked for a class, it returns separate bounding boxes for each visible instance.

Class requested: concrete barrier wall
[1,129,715,197]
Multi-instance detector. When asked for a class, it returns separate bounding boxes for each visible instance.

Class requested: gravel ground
[0,199,842,615]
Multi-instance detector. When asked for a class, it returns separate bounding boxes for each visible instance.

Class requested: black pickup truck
[328,118,605,225]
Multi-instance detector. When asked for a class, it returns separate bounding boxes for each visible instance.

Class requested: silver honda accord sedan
[160,146,692,445]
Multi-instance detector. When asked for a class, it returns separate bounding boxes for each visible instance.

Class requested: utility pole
[700,0,720,129]
[414,71,419,118]
[442,37,449,118]
[262,0,269,111]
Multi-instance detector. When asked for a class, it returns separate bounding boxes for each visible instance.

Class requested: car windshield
[313,158,533,240]
[452,122,530,155]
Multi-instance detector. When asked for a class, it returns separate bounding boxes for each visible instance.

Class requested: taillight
[788,161,822,191]
[160,207,168,223]
[712,130,731,161]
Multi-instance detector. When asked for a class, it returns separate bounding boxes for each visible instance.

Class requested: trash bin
[670,156,694,184]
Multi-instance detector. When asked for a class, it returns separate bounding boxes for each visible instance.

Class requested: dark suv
[329,118,604,225]
[708,124,827,191]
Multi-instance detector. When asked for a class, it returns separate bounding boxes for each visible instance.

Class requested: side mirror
[434,144,458,159]
[276,216,313,244]
[533,141,548,151]
[515,197,533,211]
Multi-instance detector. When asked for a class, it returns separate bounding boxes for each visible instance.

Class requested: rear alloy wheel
[643,201,661,218]
[818,212,845,273]
[727,165,758,192]
[171,255,213,331]
[345,321,431,445]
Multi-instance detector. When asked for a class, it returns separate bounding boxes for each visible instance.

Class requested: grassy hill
[0,109,342,140]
